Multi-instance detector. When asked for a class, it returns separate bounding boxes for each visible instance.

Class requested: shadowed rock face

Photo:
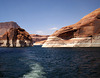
[43,8,100,47]
[0,22,33,47]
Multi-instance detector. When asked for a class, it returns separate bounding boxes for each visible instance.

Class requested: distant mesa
[30,34,49,45]
[42,8,100,47]
[0,21,33,47]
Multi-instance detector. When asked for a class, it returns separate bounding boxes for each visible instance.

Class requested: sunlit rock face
[0,22,33,47]
[43,8,100,47]
[33,40,46,45]
[0,21,20,37]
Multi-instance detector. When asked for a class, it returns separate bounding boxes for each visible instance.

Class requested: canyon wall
[42,8,100,47]
[0,22,33,47]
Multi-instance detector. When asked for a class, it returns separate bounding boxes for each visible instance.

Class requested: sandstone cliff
[42,8,100,47]
[0,22,33,47]
[0,21,20,37]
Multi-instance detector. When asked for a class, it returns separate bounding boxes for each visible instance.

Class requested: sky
[0,0,100,35]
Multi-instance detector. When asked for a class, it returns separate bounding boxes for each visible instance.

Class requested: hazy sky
[0,0,100,35]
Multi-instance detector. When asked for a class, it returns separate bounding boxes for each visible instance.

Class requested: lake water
[0,46,100,78]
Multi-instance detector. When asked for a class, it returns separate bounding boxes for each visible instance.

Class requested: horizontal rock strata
[33,40,46,45]
[42,8,100,47]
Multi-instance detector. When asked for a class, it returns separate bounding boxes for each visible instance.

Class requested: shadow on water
[0,47,100,78]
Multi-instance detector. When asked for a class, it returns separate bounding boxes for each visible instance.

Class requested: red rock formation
[0,21,20,36]
[51,8,100,39]
[0,22,33,47]
[43,8,100,47]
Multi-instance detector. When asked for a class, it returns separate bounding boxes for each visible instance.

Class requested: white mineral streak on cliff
[34,43,43,45]
[75,34,100,47]
[0,40,32,47]
[15,40,20,47]
[25,40,32,46]
[42,35,100,47]
[16,40,32,47]
[0,40,7,47]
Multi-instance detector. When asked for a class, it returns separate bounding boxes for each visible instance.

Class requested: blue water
[0,46,100,78]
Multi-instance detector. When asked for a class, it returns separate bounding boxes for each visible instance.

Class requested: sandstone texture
[0,22,33,47]
[33,40,46,45]
[0,21,20,37]
[43,8,100,47]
